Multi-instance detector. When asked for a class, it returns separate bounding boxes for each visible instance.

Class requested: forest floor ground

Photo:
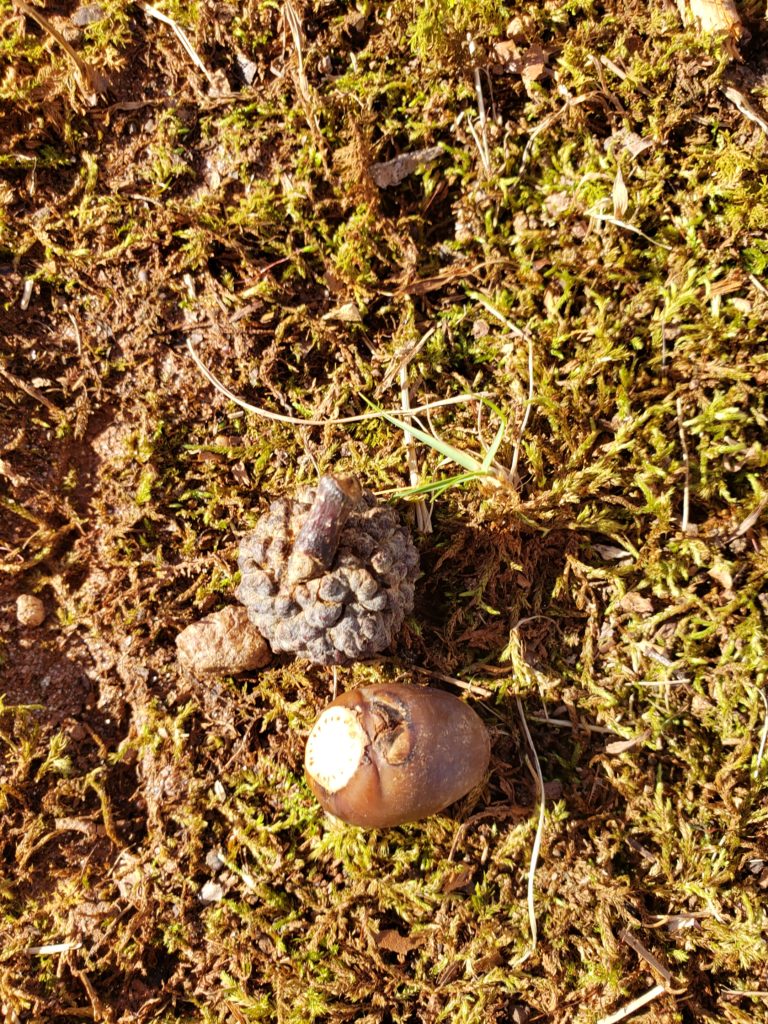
[2,1,768,1022]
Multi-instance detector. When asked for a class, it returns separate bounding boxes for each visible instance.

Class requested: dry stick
[20,278,33,310]
[283,0,323,148]
[404,663,493,699]
[380,327,434,391]
[283,0,309,105]
[675,397,690,533]
[10,0,106,103]
[520,91,598,168]
[65,311,83,357]
[139,2,215,85]
[596,984,666,1024]
[186,337,490,427]
[619,928,676,989]
[727,496,767,542]
[722,85,768,138]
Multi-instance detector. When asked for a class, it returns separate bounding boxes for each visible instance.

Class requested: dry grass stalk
[10,0,106,104]
[596,984,666,1024]
[139,2,215,85]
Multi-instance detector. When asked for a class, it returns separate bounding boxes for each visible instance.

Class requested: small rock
[16,594,45,627]
[205,848,226,873]
[200,880,224,903]
[175,605,271,677]
[235,51,258,85]
[71,3,105,26]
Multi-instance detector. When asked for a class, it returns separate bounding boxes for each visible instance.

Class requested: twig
[722,85,768,138]
[20,278,33,310]
[26,941,82,955]
[31,940,83,955]
[599,54,652,97]
[466,37,491,176]
[140,2,215,85]
[404,663,493,699]
[676,397,690,533]
[283,1,309,105]
[619,928,675,989]
[466,117,491,177]
[66,311,83,357]
[596,984,666,1024]
[380,327,434,391]
[283,0,323,148]
[520,91,597,168]
[632,677,689,686]
[448,804,528,862]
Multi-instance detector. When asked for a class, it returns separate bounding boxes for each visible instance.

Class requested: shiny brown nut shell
[304,683,490,827]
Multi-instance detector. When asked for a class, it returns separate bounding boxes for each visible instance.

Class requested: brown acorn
[304,683,490,827]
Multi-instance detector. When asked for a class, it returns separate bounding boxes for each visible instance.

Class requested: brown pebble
[16,594,45,627]
[175,605,271,677]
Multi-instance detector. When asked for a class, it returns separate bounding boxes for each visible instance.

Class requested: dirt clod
[175,605,271,677]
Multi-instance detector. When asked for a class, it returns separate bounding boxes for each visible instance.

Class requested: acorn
[304,683,490,827]
[236,474,419,665]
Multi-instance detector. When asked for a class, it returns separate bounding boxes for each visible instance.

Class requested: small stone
[16,594,45,627]
[200,880,224,903]
[71,3,105,26]
[205,848,225,873]
[175,605,271,677]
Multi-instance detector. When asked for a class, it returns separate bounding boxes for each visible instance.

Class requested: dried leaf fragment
[369,146,442,189]
[375,928,428,957]
[618,592,654,615]
[675,0,744,39]
[605,732,650,755]
[494,41,552,82]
